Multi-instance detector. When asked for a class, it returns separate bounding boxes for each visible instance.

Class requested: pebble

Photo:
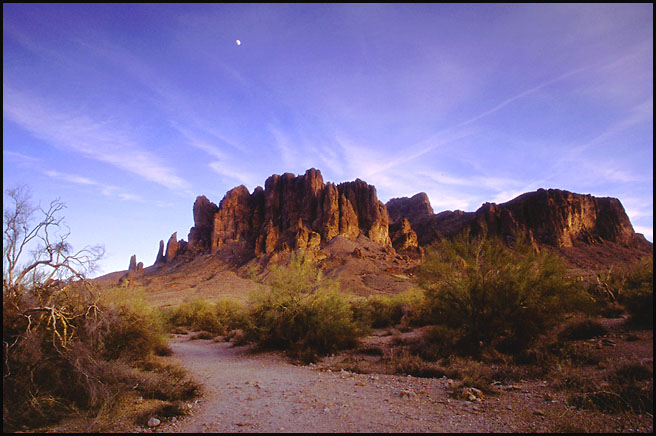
[147,418,160,428]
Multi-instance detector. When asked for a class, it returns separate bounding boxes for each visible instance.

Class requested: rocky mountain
[144,169,649,272]
[387,188,649,249]
[153,169,391,265]
[100,168,651,301]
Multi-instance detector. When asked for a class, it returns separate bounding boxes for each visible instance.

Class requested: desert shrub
[95,286,170,360]
[387,349,446,378]
[589,255,653,328]
[567,362,653,413]
[246,252,361,362]
[161,297,249,336]
[417,324,459,360]
[2,284,188,431]
[350,289,425,329]
[618,256,653,328]
[2,187,195,430]
[214,298,249,331]
[160,298,223,334]
[557,318,609,341]
[418,232,590,355]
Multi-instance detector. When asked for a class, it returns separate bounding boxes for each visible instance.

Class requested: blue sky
[3,4,653,277]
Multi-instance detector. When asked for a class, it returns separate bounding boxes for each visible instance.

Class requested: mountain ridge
[109,168,651,294]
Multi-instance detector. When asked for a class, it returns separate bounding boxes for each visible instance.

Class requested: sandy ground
[141,334,651,433]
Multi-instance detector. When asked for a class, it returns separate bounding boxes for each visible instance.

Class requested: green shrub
[161,298,223,334]
[618,256,653,328]
[214,298,249,331]
[246,252,361,362]
[418,232,590,355]
[350,290,424,329]
[160,297,249,336]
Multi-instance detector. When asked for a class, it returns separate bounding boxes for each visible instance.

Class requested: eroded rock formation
[387,188,648,249]
[157,169,391,263]
[149,168,649,269]
[389,218,419,251]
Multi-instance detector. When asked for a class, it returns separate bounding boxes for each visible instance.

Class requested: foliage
[350,289,425,330]
[417,232,590,355]
[617,255,653,328]
[161,298,223,334]
[160,297,249,335]
[2,186,194,431]
[567,363,653,413]
[246,252,361,362]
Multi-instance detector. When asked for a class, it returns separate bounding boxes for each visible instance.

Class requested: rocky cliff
[148,169,649,269]
[387,188,649,250]
[162,169,390,263]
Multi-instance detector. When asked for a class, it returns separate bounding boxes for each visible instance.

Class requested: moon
[236,39,241,46]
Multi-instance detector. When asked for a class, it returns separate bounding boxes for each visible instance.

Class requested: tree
[3,186,107,428]
[3,185,104,296]
[3,184,107,363]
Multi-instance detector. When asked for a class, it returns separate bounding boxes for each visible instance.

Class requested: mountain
[101,169,651,302]
[387,188,651,270]
[157,168,391,265]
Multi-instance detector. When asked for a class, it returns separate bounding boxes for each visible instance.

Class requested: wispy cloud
[208,161,259,188]
[3,150,42,166]
[44,169,143,202]
[3,85,191,193]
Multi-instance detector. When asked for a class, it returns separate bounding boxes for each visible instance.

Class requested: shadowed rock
[386,188,648,250]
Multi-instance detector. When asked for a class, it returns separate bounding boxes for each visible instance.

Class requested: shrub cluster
[350,289,426,330]
[587,254,653,327]
[617,255,653,328]
[567,362,653,413]
[245,253,362,362]
[2,284,196,431]
[160,297,248,336]
[417,232,590,355]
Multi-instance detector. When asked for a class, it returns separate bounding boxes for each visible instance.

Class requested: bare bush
[3,186,191,431]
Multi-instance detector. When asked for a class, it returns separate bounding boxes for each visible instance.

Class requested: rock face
[174,168,391,261]
[150,168,649,268]
[389,218,419,251]
[468,189,641,247]
[154,232,188,265]
[387,188,647,249]
[119,254,144,284]
[188,195,219,251]
[128,254,144,276]
[387,193,473,246]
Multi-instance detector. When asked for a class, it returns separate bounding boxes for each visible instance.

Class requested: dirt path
[150,336,580,433]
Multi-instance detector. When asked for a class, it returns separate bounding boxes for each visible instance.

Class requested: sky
[3,3,653,277]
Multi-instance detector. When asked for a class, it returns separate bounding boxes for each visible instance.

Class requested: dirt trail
[153,336,569,433]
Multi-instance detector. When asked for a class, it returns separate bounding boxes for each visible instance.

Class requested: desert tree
[3,185,104,296]
[3,185,105,364]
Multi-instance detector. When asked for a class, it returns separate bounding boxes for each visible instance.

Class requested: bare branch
[3,185,104,296]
